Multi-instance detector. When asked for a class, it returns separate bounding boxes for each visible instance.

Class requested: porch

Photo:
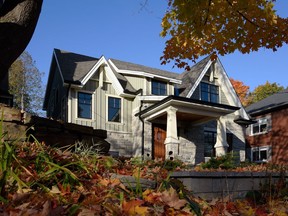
[137,96,239,160]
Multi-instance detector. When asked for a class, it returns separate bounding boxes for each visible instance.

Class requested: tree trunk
[0,0,43,100]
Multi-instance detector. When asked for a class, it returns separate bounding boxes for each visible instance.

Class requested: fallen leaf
[122,199,148,215]
[143,189,161,204]
[50,185,61,194]
[160,187,187,210]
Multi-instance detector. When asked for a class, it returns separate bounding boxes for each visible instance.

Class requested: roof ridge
[54,48,99,60]
[109,58,180,76]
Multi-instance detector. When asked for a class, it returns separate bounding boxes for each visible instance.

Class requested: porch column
[214,116,229,156]
[164,107,180,159]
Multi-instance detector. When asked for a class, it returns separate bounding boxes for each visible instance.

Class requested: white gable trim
[80,56,134,97]
[81,56,106,85]
[53,50,65,83]
[186,59,213,98]
[103,63,127,97]
[108,59,182,84]
[214,58,250,119]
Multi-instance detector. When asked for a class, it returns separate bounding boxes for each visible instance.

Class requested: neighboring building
[43,49,251,164]
[245,90,288,165]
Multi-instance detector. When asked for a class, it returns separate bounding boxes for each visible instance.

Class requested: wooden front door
[153,124,166,160]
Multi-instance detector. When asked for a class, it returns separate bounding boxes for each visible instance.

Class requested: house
[245,90,288,164]
[43,49,251,164]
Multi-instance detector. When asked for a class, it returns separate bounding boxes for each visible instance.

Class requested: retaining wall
[0,104,109,153]
[171,171,287,200]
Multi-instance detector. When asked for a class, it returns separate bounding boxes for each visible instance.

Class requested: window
[200,82,219,103]
[204,131,233,157]
[251,146,270,162]
[152,80,167,95]
[251,117,270,135]
[204,131,216,157]
[227,133,233,152]
[78,92,92,119]
[174,87,180,96]
[108,97,121,122]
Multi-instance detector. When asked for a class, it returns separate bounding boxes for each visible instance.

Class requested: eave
[136,96,240,123]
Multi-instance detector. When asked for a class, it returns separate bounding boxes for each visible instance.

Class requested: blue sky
[26,0,288,91]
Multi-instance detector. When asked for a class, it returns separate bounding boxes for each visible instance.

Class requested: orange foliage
[230,78,250,106]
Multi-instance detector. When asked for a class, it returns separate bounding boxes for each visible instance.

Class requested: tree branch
[226,0,260,28]
[204,0,212,25]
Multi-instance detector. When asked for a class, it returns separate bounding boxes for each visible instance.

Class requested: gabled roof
[107,61,137,94]
[54,49,99,84]
[245,89,288,116]
[176,55,212,97]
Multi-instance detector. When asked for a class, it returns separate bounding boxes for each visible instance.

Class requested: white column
[214,116,229,156]
[164,107,180,159]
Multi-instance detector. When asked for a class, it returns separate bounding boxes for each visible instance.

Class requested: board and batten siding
[71,79,133,133]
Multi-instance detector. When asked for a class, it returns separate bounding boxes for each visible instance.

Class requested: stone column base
[214,144,228,157]
[165,137,179,160]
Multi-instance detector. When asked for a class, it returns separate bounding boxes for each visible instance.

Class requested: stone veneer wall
[178,124,205,164]
[224,114,246,162]
[106,131,134,157]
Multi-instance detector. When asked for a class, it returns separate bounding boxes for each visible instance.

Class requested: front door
[153,124,166,160]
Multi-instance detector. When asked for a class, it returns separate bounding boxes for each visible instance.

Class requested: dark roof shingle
[245,89,288,116]
[109,58,179,79]
[54,49,99,83]
[176,55,211,97]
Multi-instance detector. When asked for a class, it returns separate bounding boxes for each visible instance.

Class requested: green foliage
[248,81,285,105]
[0,114,28,199]
[201,153,237,170]
[8,51,44,115]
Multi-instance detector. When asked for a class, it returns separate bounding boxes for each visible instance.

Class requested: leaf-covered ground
[0,141,287,215]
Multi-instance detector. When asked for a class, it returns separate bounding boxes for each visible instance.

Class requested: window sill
[106,121,124,125]
[252,160,268,163]
[250,131,269,136]
[76,118,93,121]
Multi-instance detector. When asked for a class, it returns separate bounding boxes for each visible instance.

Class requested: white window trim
[250,117,270,136]
[76,90,95,121]
[251,146,271,163]
[106,94,123,125]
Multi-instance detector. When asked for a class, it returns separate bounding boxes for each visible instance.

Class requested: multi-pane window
[108,97,121,122]
[200,82,219,103]
[78,92,92,119]
[152,80,167,95]
[204,131,216,157]
[204,131,233,157]
[251,146,270,162]
[251,118,269,135]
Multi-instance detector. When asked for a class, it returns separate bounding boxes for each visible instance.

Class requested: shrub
[201,153,236,170]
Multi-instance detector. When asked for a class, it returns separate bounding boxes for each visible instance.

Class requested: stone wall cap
[171,171,288,178]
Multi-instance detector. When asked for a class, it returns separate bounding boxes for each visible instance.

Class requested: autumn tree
[249,81,284,104]
[161,0,288,70]
[9,51,44,115]
[230,78,250,106]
